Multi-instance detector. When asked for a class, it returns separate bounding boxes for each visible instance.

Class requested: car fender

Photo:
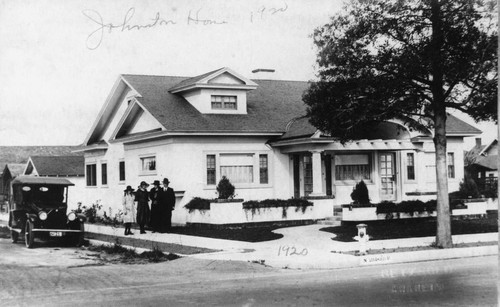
[26,213,38,223]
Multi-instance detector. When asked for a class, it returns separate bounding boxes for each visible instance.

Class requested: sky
[0,0,496,149]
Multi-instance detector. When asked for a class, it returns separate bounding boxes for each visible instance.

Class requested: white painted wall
[83,136,294,224]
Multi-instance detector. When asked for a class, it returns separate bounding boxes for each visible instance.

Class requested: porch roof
[273,138,421,153]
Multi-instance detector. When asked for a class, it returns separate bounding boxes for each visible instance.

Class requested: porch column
[310,150,325,196]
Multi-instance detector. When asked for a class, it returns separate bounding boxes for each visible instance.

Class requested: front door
[379,152,396,201]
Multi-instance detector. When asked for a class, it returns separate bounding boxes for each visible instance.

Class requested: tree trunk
[430,0,452,248]
[434,115,452,248]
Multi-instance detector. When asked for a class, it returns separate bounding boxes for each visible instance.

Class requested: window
[101,163,107,185]
[119,161,125,181]
[86,164,97,186]
[259,154,268,184]
[334,154,371,181]
[141,156,156,172]
[447,153,455,178]
[406,153,415,180]
[211,95,237,110]
[207,155,216,185]
[304,156,313,196]
[220,154,254,183]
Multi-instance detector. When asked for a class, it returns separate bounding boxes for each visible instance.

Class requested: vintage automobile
[7,176,85,248]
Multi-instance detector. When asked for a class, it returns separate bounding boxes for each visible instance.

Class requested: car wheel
[25,220,35,248]
[11,230,19,243]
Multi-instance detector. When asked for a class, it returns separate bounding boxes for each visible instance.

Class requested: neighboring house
[78,67,481,225]
[23,155,86,209]
[0,146,79,205]
[467,139,498,191]
[1,164,26,208]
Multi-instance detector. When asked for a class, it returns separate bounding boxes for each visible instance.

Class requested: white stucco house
[77,67,481,225]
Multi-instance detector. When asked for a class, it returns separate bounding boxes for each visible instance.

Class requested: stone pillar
[310,150,325,196]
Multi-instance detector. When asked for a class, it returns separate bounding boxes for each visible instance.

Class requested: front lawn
[322,217,498,242]
[167,225,284,242]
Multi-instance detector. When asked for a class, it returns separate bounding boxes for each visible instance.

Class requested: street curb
[354,245,498,267]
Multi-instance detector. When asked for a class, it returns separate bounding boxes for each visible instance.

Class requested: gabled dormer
[168,67,258,114]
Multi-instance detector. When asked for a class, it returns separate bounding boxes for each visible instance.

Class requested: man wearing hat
[159,178,176,232]
[135,181,150,234]
[149,180,162,233]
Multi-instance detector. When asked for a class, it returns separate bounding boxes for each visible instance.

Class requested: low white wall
[452,201,487,216]
[185,198,334,225]
[342,199,492,221]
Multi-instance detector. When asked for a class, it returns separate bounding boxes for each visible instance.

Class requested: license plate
[49,232,63,237]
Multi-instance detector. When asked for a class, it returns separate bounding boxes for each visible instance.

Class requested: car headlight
[39,211,48,221]
[67,212,76,221]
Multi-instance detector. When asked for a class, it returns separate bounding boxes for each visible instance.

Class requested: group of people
[122,178,176,235]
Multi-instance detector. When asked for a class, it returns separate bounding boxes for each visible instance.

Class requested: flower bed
[185,197,333,225]
[342,198,493,221]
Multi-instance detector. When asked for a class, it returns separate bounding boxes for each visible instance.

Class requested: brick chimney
[475,138,482,147]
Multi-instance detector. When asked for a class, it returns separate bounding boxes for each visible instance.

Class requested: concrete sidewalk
[1,212,497,270]
[84,222,498,270]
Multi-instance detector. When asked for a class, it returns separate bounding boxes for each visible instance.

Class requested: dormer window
[211,95,237,110]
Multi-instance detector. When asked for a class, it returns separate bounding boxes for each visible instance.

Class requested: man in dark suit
[160,178,176,232]
[149,180,162,233]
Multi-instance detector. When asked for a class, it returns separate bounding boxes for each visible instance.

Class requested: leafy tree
[304,0,497,247]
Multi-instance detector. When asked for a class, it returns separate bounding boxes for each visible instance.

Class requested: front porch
[271,120,428,205]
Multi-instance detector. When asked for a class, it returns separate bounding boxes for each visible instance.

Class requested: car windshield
[19,185,67,208]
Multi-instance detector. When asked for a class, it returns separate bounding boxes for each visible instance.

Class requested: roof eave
[169,83,258,94]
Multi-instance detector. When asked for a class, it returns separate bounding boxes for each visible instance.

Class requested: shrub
[216,176,235,199]
[184,197,211,213]
[350,180,370,205]
[458,175,481,199]
[398,200,426,215]
[376,201,397,214]
[75,202,102,224]
[242,198,313,217]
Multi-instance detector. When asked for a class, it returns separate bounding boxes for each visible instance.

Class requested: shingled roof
[121,75,309,134]
[28,156,84,177]
[113,74,481,140]
[0,146,80,173]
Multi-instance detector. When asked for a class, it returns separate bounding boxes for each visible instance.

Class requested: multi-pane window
[304,156,313,196]
[407,153,415,180]
[206,153,271,186]
[141,156,156,172]
[220,154,254,183]
[86,164,97,186]
[335,154,371,181]
[259,154,268,184]
[447,153,455,178]
[119,161,125,181]
[101,163,107,185]
[207,155,216,185]
[211,96,237,110]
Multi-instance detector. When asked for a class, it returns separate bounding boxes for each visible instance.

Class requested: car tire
[25,220,35,248]
[11,230,19,243]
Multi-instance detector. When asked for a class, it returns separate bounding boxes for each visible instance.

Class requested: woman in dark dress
[135,181,150,234]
